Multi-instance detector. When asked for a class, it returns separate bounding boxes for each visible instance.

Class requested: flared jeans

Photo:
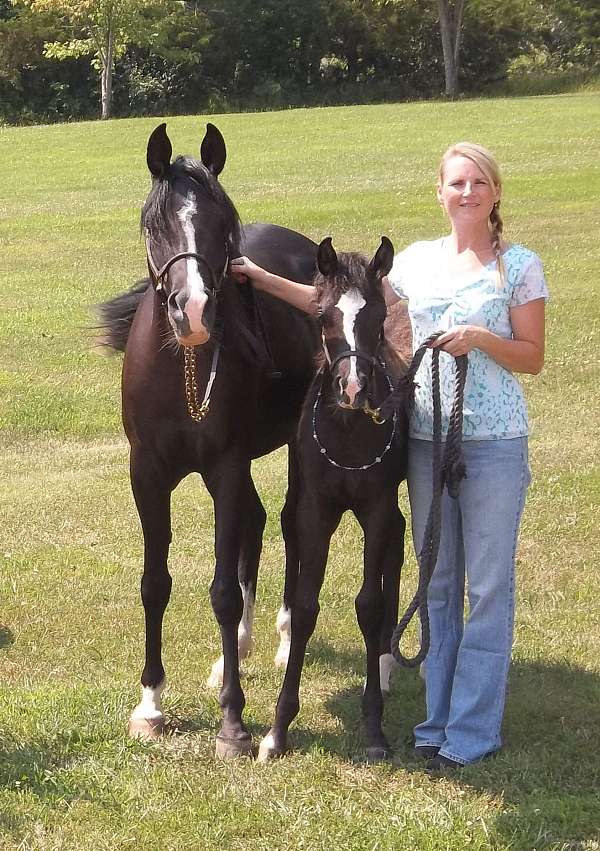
[409,436,531,764]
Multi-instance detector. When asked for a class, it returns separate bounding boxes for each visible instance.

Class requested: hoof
[128,715,165,741]
[215,733,253,759]
[257,733,285,763]
[365,745,392,763]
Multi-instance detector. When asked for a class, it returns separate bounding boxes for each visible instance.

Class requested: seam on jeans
[438,749,465,766]
[487,437,528,750]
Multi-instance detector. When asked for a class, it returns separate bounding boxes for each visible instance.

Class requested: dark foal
[259,237,409,763]
[99,123,320,756]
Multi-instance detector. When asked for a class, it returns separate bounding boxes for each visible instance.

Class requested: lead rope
[389,333,468,668]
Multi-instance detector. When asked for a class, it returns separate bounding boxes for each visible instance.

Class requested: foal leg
[128,450,180,740]
[258,500,341,761]
[275,441,301,669]
[378,505,405,695]
[354,496,404,760]
[204,454,255,757]
[207,479,266,688]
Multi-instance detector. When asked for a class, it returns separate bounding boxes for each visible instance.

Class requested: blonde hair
[439,142,505,287]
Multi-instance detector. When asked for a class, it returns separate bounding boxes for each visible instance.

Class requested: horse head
[316,236,394,410]
[142,122,241,347]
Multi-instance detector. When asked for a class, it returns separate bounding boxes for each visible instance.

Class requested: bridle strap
[327,348,389,376]
[145,232,229,294]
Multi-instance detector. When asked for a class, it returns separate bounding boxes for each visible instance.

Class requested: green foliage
[1,0,599,122]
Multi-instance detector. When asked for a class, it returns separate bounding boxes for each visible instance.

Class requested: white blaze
[336,289,366,401]
[174,191,209,341]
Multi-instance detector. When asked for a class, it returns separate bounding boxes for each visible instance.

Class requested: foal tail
[96,279,150,352]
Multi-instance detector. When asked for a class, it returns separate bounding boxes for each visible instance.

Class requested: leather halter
[144,230,229,298]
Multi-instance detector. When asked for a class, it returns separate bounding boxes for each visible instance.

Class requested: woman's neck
[445,224,493,256]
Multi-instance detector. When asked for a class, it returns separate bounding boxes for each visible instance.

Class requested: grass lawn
[0,93,599,850]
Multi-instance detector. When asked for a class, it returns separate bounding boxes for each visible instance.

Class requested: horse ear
[147,123,172,178]
[369,236,394,280]
[201,123,227,176]
[317,237,338,276]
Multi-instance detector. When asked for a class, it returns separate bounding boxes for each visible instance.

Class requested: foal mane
[314,252,373,312]
[141,155,242,255]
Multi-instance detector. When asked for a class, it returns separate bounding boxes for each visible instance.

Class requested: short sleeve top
[387,239,549,441]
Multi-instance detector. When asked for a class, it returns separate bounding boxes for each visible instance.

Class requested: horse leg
[204,455,254,757]
[354,496,404,761]
[207,479,266,688]
[275,440,301,669]
[378,505,406,695]
[128,450,179,740]
[258,499,341,761]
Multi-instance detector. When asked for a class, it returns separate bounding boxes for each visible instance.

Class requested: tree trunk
[101,26,115,120]
[438,0,465,98]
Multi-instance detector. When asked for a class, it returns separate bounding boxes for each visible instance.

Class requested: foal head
[142,123,242,347]
[315,236,394,410]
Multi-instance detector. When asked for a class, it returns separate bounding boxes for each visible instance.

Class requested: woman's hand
[430,325,483,356]
[229,256,266,284]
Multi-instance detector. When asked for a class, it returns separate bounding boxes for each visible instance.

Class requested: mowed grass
[0,94,599,850]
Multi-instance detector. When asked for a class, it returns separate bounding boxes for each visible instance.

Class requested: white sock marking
[275,605,292,668]
[131,681,166,720]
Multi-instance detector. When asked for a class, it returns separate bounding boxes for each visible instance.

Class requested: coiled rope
[388,331,468,668]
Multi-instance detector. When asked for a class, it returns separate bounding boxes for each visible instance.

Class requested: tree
[437,0,465,97]
[17,0,170,118]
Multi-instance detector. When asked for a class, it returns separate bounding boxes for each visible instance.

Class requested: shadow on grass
[0,625,15,649]
[319,655,600,849]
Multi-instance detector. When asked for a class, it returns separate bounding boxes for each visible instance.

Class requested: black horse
[258,237,409,763]
[99,123,321,756]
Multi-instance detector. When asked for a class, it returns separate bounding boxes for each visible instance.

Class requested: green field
[1,94,599,850]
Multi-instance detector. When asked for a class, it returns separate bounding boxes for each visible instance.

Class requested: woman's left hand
[430,325,484,356]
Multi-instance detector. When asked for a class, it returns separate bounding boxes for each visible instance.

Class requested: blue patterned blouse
[388,239,549,441]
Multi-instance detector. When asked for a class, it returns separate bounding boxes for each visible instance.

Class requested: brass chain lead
[184,346,209,421]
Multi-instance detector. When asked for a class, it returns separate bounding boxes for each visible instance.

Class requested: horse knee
[141,571,172,611]
[210,579,243,626]
[292,600,320,639]
[355,589,384,638]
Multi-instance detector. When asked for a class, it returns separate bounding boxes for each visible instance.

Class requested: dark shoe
[414,745,440,760]
[425,754,464,772]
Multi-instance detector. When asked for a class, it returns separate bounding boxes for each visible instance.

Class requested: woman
[230,142,548,768]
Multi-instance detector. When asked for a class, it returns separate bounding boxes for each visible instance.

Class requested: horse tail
[96,279,150,352]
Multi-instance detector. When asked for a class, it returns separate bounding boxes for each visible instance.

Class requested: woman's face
[437,155,500,228]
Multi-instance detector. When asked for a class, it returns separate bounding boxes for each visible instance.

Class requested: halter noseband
[144,230,229,299]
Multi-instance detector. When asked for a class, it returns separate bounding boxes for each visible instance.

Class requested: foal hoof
[215,732,253,759]
[257,733,285,763]
[128,715,165,741]
[365,746,392,764]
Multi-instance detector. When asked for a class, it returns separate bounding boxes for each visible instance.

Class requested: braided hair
[439,142,505,289]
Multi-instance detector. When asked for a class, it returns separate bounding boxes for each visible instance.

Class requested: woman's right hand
[229,256,265,284]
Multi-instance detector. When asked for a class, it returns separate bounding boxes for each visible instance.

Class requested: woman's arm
[230,256,319,317]
[432,298,546,375]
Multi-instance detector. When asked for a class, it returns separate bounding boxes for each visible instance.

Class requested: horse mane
[141,155,243,255]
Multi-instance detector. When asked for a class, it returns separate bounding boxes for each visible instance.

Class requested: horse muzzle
[167,286,213,347]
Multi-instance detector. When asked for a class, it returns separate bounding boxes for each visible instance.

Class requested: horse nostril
[167,290,184,323]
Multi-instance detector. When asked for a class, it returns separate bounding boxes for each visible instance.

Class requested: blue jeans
[409,437,531,764]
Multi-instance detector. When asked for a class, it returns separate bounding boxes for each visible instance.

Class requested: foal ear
[317,237,338,276]
[369,236,394,280]
[201,123,227,176]
[147,123,172,179]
